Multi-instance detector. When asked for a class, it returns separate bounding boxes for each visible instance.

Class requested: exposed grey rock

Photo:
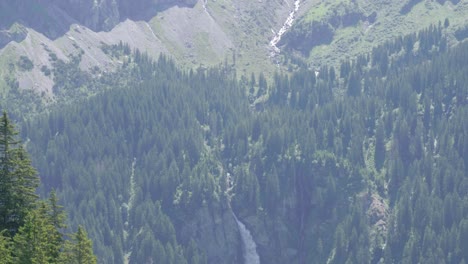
[181,205,242,264]
[0,24,27,48]
[52,0,198,31]
[0,0,198,35]
[180,204,242,264]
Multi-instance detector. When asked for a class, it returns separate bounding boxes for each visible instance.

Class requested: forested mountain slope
[23,53,247,263]
[13,23,468,264]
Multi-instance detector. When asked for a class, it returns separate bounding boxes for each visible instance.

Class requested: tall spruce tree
[60,226,97,264]
[47,189,67,262]
[13,202,59,264]
[0,111,39,235]
[0,230,12,264]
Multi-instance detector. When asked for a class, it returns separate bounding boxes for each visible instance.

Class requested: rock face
[0,0,198,36]
[180,204,242,264]
[361,193,389,242]
[0,24,27,48]
[51,0,120,31]
[51,0,198,31]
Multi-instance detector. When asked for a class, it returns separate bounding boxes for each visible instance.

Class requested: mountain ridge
[0,0,301,99]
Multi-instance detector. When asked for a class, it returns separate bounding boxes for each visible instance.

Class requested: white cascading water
[269,0,301,57]
[233,214,260,264]
[226,169,260,264]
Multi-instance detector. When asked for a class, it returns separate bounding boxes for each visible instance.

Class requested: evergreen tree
[0,230,12,264]
[45,191,67,263]
[0,111,39,235]
[60,226,97,264]
[48,190,66,230]
[13,203,58,264]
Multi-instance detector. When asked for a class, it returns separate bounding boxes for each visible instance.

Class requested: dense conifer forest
[1,22,467,263]
[0,112,97,263]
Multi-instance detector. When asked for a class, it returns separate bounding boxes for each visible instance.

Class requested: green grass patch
[304,1,337,22]
[303,0,351,22]
[303,2,329,22]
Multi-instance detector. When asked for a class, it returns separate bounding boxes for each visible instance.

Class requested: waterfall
[233,214,260,264]
[269,0,301,57]
[226,168,259,263]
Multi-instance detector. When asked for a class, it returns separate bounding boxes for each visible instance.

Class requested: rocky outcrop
[365,193,388,229]
[0,24,27,48]
[180,204,241,264]
[51,0,198,31]
[361,192,389,244]
[52,0,120,31]
[0,0,198,39]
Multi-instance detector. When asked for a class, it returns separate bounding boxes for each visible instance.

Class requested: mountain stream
[269,0,301,57]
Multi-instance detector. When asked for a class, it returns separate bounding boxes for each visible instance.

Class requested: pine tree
[0,111,18,234]
[11,146,40,226]
[0,111,39,235]
[60,226,97,264]
[74,226,97,264]
[46,191,67,263]
[48,190,67,231]
[0,230,13,264]
[13,203,58,264]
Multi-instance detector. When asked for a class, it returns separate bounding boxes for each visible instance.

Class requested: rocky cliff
[0,0,197,38]
[0,24,27,48]
[181,205,242,264]
[51,0,198,31]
